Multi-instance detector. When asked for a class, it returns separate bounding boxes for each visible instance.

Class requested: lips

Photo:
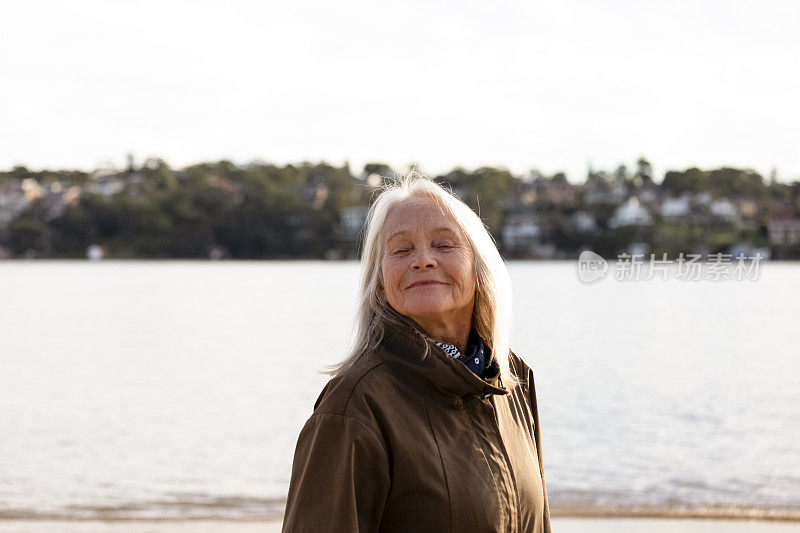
[407,280,444,289]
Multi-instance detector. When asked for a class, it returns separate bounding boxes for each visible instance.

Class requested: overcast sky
[2,0,798,182]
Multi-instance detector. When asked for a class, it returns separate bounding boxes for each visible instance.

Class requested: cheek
[381,260,402,294]
[458,270,477,299]
[452,252,476,286]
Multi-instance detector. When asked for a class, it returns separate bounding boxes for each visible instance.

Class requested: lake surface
[1,260,799,519]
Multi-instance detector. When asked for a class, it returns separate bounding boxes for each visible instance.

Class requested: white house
[693,192,712,206]
[502,214,541,249]
[709,198,738,222]
[661,195,691,220]
[608,197,653,228]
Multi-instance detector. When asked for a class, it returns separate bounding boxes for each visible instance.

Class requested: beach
[1,518,800,532]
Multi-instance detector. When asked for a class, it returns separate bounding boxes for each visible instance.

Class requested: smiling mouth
[407,281,444,289]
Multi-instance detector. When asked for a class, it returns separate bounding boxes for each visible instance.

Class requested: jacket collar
[376,305,509,408]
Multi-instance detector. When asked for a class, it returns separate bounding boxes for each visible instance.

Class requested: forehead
[381,197,461,241]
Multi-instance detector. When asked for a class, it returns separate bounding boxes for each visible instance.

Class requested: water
[1,260,798,519]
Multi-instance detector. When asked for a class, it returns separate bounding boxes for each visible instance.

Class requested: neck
[413,309,473,355]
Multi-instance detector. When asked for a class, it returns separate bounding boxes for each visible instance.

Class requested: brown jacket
[282,315,551,533]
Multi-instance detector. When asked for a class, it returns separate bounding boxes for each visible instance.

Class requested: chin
[402,299,452,319]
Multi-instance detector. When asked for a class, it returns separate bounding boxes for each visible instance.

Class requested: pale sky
[2,0,798,183]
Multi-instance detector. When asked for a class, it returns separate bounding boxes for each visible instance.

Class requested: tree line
[1,159,798,259]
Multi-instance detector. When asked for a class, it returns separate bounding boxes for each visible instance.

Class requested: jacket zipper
[483,395,523,532]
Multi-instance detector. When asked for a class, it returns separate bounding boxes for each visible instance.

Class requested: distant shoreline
[551,505,800,521]
[3,505,800,522]
[5,517,800,533]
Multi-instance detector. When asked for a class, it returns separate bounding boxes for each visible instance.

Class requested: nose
[411,247,437,270]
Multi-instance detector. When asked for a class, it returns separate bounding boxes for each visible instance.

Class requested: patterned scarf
[423,327,489,377]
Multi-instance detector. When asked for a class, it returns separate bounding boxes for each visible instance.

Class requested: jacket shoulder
[311,354,391,425]
[508,349,536,388]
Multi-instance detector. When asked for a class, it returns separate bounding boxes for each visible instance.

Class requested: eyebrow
[386,226,459,243]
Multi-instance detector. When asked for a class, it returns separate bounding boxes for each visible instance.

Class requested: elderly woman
[282,174,550,533]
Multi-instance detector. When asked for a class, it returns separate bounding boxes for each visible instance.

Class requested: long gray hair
[326,171,519,388]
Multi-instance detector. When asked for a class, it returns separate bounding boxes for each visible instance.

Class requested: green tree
[9,216,47,255]
[662,167,708,195]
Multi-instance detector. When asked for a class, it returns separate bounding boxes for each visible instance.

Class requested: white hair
[325,171,519,389]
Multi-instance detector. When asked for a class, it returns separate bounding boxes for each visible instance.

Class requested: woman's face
[380,196,477,327]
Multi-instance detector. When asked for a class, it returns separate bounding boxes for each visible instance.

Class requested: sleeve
[528,367,552,533]
[282,412,391,533]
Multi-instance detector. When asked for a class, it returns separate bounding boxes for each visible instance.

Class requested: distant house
[635,187,659,205]
[21,178,43,202]
[709,198,738,223]
[584,182,627,206]
[502,213,541,250]
[40,189,66,222]
[571,211,598,233]
[0,180,28,229]
[737,199,759,219]
[660,195,691,220]
[768,217,800,246]
[87,173,125,197]
[608,197,653,228]
[64,185,81,206]
[532,176,577,205]
[500,181,536,210]
[693,192,712,206]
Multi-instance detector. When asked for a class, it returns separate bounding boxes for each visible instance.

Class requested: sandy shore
[1,518,800,532]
